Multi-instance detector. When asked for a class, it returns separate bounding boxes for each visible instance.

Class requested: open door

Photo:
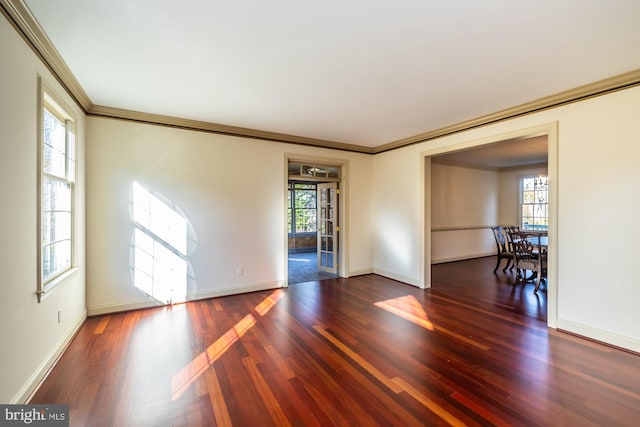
[317,182,338,274]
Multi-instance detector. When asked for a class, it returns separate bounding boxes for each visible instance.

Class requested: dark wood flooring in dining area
[30,257,640,426]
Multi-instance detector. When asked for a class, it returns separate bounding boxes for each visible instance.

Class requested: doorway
[287,161,340,285]
[421,123,558,327]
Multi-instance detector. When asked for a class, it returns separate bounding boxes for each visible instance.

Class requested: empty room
[2,1,640,425]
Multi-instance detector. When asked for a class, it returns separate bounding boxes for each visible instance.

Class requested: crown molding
[430,157,500,172]
[431,158,549,172]
[374,68,640,154]
[3,0,639,155]
[88,105,375,154]
[0,0,92,112]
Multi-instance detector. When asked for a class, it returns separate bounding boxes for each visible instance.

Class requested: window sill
[38,267,80,303]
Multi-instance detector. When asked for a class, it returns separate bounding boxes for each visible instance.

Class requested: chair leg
[534,270,542,293]
[502,257,512,272]
[493,256,501,273]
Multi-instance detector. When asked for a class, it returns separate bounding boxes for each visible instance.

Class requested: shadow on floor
[288,251,337,284]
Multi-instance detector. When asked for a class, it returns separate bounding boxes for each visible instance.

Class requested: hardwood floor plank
[241,356,290,426]
[392,377,466,427]
[203,368,232,427]
[29,257,640,426]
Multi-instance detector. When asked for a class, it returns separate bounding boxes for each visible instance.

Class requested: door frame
[284,154,348,286]
[420,122,558,328]
[317,182,339,274]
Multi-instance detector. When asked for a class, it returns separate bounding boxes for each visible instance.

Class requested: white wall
[0,16,87,403]
[86,117,373,314]
[372,147,423,285]
[372,84,640,352]
[431,163,498,263]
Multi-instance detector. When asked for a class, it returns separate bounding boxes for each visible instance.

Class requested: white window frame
[519,174,549,231]
[37,78,78,302]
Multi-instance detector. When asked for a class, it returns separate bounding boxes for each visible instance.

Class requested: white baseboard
[87,298,164,316]
[556,318,640,353]
[13,309,87,404]
[87,281,285,316]
[372,268,420,287]
[346,268,374,278]
[187,281,284,300]
[431,251,495,264]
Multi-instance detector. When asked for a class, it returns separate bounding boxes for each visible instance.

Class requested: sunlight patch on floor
[170,289,284,401]
[374,295,434,331]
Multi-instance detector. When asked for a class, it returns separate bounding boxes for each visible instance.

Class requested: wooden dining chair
[491,226,514,273]
[509,231,547,293]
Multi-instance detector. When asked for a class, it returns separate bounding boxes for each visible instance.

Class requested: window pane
[523,177,534,191]
[43,240,71,280]
[290,183,317,234]
[521,175,548,230]
[295,208,316,232]
[523,190,535,204]
[43,109,67,178]
[42,212,71,245]
[43,177,71,212]
[536,189,548,204]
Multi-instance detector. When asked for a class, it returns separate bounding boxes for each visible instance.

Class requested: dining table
[526,233,548,248]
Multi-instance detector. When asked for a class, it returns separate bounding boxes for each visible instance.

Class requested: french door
[317,182,338,274]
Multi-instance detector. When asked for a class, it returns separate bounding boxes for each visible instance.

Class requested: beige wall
[497,165,548,226]
[430,162,499,263]
[373,85,640,352]
[0,16,87,403]
[85,117,373,315]
[429,162,549,263]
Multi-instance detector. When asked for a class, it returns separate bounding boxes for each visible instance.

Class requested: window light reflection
[131,182,189,304]
[171,314,256,401]
[170,289,284,400]
[374,295,434,331]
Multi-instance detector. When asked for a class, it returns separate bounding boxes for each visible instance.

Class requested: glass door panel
[317,183,338,274]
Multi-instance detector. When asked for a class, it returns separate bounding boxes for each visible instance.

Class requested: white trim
[87,298,165,317]
[373,268,421,287]
[283,153,349,286]
[431,252,496,265]
[12,309,87,404]
[557,319,640,354]
[87,281,284,316]
[38,267,79,302]
[347,268,373,277]
[186,281,284,302]
[420,122,559,329]
[420,156,431,289]
[37,76,78,303]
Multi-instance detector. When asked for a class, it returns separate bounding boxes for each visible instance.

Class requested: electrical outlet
[237,267,244,277]
[57,310,61,324]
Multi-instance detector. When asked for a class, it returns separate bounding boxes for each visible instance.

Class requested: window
[288,182,317,234]
[521,175,548,231]
[38,81,76,300]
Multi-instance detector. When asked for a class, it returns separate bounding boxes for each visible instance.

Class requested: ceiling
[9,1,640,151]
[433,135,548,169]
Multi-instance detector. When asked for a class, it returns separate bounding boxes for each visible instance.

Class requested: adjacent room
[2,1,640,425]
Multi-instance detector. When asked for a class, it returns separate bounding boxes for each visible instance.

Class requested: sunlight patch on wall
[130,181,195,304]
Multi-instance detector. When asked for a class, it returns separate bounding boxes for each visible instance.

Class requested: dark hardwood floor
[31,257,640,426]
